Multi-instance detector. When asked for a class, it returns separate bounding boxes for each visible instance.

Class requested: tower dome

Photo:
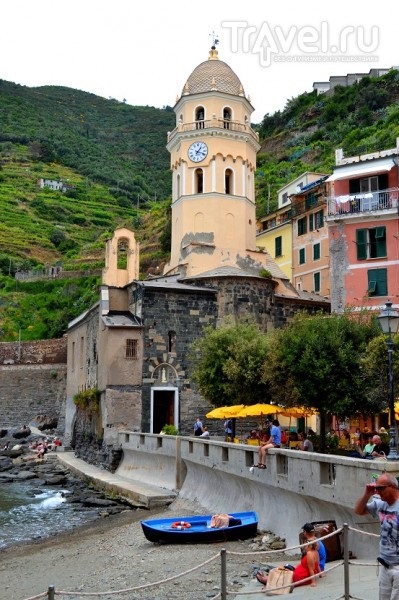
[182,46,245,97]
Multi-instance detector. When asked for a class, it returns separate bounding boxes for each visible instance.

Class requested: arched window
[195,169,203,194]
[176,173,181,199]
[168,331,176,353]
[195,107,205,130]
[117,237,128,269]
[223,108,231,129]
[225,169,233,195]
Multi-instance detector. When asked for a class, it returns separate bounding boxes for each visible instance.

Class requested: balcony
[326,187,399,218]
[167,118,259,145]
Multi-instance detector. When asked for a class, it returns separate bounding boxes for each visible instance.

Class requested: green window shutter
[309,213,314,231]
[275,236,282,257]
[368,279,376,294]
[356,229,367,260]
[314,272,320,292]
[299,248,305,264]
[375,227,386,258]
[376,269,388,296]
[368,269,387,296]
[313,243,320,260]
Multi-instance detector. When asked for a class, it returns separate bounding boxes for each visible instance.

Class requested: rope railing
[24,524,380,600]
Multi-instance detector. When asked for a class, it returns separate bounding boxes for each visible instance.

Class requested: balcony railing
[327,187,399,217]
[167,118,259,144]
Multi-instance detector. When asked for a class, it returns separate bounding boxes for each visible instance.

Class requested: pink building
[325,141,399,313]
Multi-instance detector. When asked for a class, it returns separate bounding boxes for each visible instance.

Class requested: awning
[326,158,395,182]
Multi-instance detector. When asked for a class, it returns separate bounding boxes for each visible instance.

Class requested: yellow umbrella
[206,404,245,419]
[279,406,316,418]
[237,403,282,418]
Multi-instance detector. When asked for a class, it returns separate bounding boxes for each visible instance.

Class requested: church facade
[64,46,329,462]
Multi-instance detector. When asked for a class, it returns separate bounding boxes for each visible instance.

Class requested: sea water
[0,481,98,549]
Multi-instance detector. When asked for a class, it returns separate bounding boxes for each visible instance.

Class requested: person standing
[194,417,203,436]
[354,473,399,599]
[224,419,232,440]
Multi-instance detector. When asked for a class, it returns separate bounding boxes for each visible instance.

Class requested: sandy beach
[0,498,280,600]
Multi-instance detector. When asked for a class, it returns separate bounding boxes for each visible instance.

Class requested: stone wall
[0,337,67,365]
[0,364,67,430]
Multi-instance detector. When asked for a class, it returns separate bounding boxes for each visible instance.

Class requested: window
[223,108,231,129]
[349,173,388,194]
[309,213,314,231]
[356,226,386,260]
[298,217,307,236]
[313,243,321,261]
[126,339,138,359]
[368,268,387,296]
[195,169,203,193]
[299,248,306,264]
[282,192,288,204]
[315,209,324,229]
[225,169,233,194]
[305,193,317,210]
[275,236,282,258]
[314,272,320,293]
[195,107,205,129]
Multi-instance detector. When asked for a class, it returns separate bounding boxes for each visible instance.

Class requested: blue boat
[141,511,258,544]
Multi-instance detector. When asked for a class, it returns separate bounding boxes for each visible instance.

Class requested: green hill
[1,70,399,341]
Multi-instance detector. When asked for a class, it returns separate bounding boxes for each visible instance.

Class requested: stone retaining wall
[0,364,67,431]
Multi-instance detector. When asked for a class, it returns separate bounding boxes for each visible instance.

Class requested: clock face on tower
[188,141,208,163]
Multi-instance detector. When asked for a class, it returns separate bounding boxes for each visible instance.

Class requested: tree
[361,334,399,411]
[190,319,270,407]
[262,312,379,451]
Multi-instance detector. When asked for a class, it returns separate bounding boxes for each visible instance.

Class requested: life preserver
[171,521,191,529]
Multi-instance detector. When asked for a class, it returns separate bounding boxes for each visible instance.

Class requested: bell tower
[164,44,266,277]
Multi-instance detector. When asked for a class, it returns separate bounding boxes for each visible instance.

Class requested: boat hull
[141,511,258,544]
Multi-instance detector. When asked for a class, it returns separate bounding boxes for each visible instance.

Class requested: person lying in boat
[210,514,242,528]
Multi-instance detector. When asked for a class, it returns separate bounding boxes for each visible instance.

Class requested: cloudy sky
[2,0,397,123]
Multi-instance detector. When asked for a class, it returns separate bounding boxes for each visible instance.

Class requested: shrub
[161,424,179,435]
[73,388,100,414]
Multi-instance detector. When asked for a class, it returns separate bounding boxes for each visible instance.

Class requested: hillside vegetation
[1,69,399,341]
[255,68,399,215]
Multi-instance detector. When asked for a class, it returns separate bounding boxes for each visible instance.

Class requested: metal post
[387,338,399,459]
[220,548,227,600]
[343,523,350,600]
[47,586,55,600]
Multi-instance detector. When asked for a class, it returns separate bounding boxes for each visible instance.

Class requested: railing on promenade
[21,524,379,600]
[118,432,398,512]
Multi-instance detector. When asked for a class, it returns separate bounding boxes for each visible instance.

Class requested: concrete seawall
[118,432,399,559]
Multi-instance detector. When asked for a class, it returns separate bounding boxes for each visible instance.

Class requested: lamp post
[377,301,399,460]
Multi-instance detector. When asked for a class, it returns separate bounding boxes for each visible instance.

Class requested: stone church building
[64,45,329,455]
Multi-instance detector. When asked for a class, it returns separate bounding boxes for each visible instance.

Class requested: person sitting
[247,430,259,440]
[370,434,390,458]
[293,541,320,587]
[199,426,210,438]
[255,542,320,589]
[355,435,375,458]
[302,523,326,573]
[303,433,314,452]
[254,419,281,469]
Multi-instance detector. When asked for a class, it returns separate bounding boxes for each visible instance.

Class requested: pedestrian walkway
[233,559,378,599]
[56,451,176,508]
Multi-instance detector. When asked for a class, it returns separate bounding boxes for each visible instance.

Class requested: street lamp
[377,301,399,460]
